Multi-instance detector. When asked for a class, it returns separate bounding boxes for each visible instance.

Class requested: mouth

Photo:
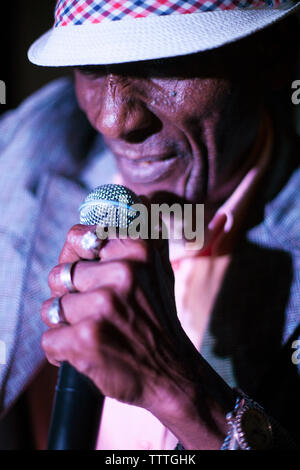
[116,153,181,183]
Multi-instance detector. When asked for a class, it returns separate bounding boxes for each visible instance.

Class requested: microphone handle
[47,362,104,450]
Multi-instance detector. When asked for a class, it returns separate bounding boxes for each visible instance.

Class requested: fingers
[41,322,70,367]
[59,225,104,264]
[58,220,168,268]
[41,320,97,370]
[48,259,135,297]
[59,223,152,264]
[41,317,141,400]
[41,288,123,327]
[99,237,150,263]
[42,311,134,372]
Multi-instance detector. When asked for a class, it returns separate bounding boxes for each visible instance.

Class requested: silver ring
[60,262,77,293]
[81,231,101,251]
[47,298,64,325]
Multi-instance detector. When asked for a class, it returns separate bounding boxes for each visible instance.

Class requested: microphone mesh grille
[79,184,140,228]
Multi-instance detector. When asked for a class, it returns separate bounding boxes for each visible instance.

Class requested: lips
[116,153,181,183]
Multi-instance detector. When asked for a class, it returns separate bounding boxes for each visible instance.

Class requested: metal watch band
[221,389,272,450]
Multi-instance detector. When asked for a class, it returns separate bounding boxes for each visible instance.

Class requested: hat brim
[28,2,300,67]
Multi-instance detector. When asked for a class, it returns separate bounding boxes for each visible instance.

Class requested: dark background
[0,1,70,115]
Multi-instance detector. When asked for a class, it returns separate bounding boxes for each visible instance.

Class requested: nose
[95,74,154,142]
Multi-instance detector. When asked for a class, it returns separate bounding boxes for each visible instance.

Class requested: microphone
[47,184,140,450]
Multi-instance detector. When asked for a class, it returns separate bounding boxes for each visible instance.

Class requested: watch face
[241,408,272,449]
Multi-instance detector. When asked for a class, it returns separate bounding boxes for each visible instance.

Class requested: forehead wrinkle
[107,74,132,101]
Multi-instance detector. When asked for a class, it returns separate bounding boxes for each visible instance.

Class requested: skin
[73,48,265,216]
[40,22,294,449]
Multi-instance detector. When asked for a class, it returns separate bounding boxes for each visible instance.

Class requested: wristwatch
[221,390,273,450]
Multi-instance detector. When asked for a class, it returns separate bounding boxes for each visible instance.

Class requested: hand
[41,224,235,449]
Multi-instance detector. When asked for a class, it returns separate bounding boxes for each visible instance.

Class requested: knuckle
[75,320,99,349]
[66,224,82,245]
[115,261,134,287]
[94,288,116,311]
[108,261,135,295]
[127,239,150,262]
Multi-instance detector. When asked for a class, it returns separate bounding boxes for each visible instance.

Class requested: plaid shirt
[0,77,299,448]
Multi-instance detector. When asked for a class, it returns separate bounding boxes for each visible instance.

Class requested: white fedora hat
[28,0,300,67]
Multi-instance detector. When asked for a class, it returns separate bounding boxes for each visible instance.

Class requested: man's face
[74,42,265,217]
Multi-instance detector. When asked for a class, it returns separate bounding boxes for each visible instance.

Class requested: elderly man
[0,0,299,450]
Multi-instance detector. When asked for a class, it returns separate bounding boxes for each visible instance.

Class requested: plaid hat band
[54,0,290,27]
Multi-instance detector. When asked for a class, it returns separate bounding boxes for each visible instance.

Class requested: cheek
[173,79,231,122]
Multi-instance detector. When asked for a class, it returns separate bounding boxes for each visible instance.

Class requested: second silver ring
[60,262,77,293]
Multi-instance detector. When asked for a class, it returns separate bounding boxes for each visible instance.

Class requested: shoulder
[248,129,300,257]
[265,166,300,253]
[0,77,96,189]
[0,77,78,149]
[246,143,300,343]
